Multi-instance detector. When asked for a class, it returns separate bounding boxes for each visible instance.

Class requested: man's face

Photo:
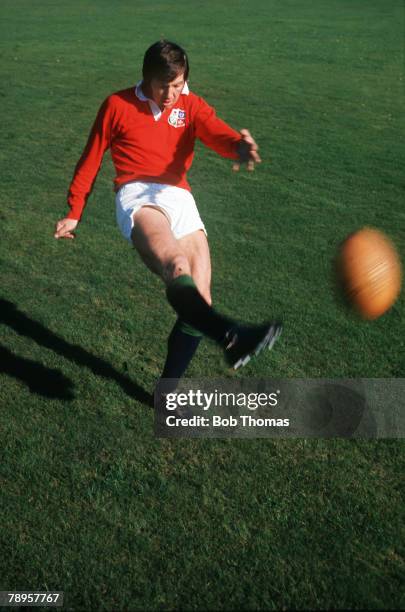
[147,72,185,110]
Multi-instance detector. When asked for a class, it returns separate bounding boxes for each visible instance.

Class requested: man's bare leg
[157,229,212,379]
[130,208,206,381]
[132,206,282,370]
[131,206,232,341]
[178,229,212,305]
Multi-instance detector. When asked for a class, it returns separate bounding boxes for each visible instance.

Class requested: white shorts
[115,181,207,243]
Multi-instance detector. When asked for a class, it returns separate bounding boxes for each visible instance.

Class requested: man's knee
[164,253,191,282]
[163,253,212,306]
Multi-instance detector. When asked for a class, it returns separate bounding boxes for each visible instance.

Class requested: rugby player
[54,40,282,384]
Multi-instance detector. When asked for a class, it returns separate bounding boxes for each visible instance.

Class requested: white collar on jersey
[135,79,189,121]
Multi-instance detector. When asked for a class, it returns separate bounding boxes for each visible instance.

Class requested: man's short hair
[142,40,189,84]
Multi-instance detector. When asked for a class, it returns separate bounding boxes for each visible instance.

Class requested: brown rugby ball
[337,228,402,319]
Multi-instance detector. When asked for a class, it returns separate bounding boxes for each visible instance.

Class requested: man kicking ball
[54,40,282,383]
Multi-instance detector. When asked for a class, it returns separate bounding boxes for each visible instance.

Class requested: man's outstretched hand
[54,218,78,239]
[233,128,262,172]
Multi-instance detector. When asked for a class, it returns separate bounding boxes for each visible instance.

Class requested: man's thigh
[177,230,212,304]
[131,207,211,299]
[131,206,185,278]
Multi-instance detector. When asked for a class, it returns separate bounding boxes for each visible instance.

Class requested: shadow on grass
[0,299,152,406]
[0,344,75,400]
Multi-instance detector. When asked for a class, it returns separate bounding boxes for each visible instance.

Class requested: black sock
[166,275,233,343]
[161,319,202,379]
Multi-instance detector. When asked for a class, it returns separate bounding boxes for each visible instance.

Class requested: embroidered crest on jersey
[168,108,186,128]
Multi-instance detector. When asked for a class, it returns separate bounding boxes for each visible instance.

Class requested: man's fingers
[54,225,76,239]
[54,218,78,239]
[240,128,251,138]
[240,129,257,146]
[54,223,67,238]
[233,159,257,172]
[234,129,262,172]
[55,231,75,239]
[243,136,255,146]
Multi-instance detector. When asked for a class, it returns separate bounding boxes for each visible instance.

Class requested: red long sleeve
[66,88,241,221]
[67,97,114,220]
[192,95,241,159]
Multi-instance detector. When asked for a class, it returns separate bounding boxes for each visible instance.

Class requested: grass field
[1,0,404,609]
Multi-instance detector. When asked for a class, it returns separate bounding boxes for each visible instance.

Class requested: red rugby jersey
[66,85,241,220]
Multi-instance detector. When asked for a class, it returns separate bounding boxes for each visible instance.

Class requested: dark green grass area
[1,0,404,609]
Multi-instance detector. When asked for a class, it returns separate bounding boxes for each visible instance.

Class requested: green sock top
[167,276,202,338]
[168,274,197,290]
